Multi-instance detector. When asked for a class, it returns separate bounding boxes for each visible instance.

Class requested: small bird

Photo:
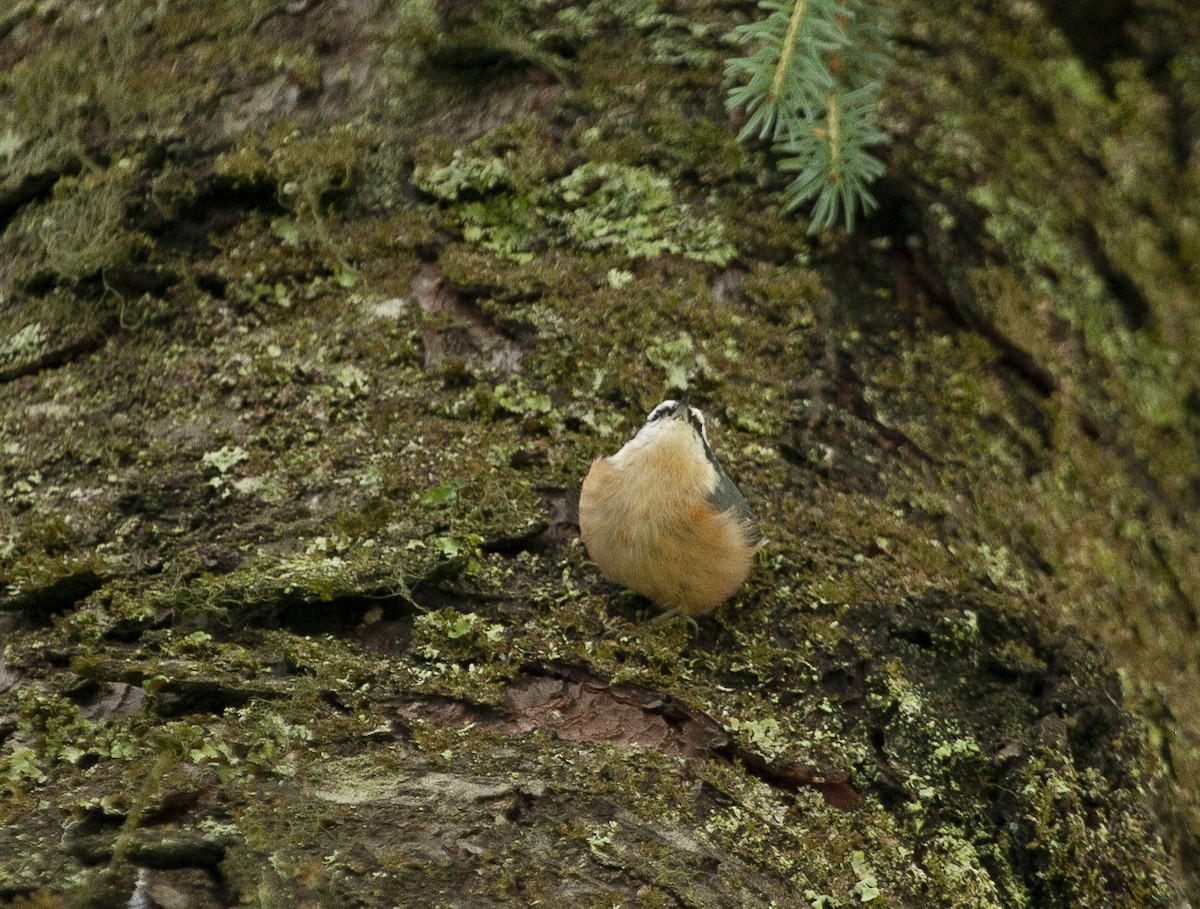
[579,399,761,616]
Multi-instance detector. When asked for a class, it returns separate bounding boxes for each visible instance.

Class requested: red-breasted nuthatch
[579,399,761,615]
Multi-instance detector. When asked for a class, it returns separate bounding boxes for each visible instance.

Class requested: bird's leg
[638,608,700,637]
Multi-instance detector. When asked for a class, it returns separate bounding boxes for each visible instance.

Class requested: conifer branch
[771,0,807,102]
[827,91,841,170]
[725,0,889,232]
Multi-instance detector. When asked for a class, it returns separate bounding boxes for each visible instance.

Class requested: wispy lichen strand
[725,0,889,231]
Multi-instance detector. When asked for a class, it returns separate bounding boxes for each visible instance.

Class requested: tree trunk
[1,0,1197,906]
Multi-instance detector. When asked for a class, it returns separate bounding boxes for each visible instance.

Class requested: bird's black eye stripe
[646,400,678,423]
[685,406,706,438]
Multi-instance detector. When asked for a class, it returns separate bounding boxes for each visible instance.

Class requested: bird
[578,399,761,616]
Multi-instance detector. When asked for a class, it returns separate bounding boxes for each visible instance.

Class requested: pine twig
[725,0,889,232]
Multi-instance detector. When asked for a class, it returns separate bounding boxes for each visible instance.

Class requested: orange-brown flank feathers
[578,405,760,615]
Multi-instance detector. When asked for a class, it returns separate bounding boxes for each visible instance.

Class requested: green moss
[213,139,273,187]
[919,832,1008,909]
[1009,747,1174,905]
[0,0,1196,903]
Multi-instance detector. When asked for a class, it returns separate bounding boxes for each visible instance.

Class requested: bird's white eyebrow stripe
[636,401,710,447]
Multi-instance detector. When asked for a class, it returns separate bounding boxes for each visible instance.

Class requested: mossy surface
[1,0,1198,906]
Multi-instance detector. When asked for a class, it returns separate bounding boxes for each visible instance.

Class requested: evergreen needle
[725,0,889,232]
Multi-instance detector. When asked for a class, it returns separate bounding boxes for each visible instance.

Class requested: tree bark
[1,0,1197,906]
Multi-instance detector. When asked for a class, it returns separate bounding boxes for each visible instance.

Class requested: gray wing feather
[705,453,762,545]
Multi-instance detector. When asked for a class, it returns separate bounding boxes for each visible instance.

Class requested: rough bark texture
[1,0,1198,906]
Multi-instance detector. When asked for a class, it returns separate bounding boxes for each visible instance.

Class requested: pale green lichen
[413,152,736,265]
[0,322,47,366]
[644,332,715,390]
[0,0,1196,904]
